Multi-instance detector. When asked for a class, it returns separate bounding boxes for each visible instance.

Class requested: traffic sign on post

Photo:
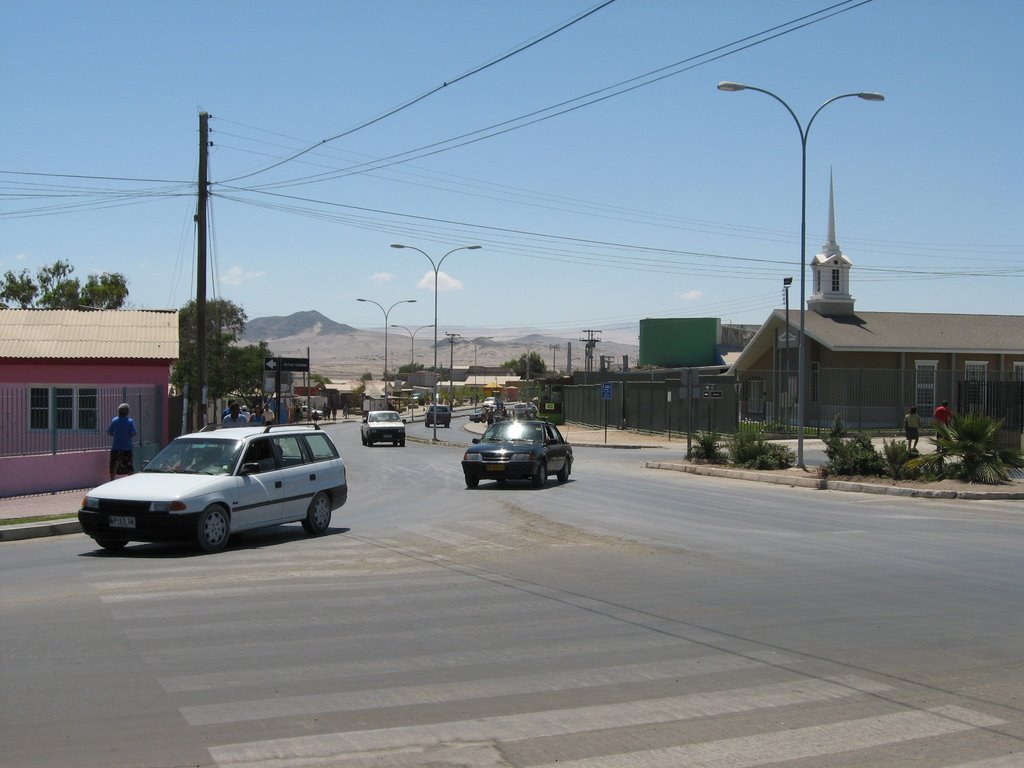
[266,356,309,373]
[601,382,613,400]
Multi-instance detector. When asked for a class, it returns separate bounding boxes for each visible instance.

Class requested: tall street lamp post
[783,275,793,427]
[391,323,433,370]
[357,298,416,403]
[717,82,884,468]
[390,243,482,440]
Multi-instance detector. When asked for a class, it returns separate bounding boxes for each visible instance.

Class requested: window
[303,433,339,462]
[915,361,937,413]
[28,386,100,431]
[1014,362,1024,384]
[965,361,987,409]
[811,362,820,403]
[831,268,841,292]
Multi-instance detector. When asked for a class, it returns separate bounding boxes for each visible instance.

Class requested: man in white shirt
[223,401,249,426]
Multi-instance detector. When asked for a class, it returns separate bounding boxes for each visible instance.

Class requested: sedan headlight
[463,453,482,462]
[82,496,99,510]
[511,452,535,461]
[150,501,188,512]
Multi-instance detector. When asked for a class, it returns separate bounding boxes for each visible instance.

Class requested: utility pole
[445,332,460,404]
[580,329,602,375]
[549,343,560,373]
[195,111,210,430]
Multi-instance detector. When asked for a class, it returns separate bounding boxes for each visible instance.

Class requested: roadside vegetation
[688,412,1021,486]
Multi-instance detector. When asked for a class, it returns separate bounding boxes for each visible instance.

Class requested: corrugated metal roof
[0,309,179,360]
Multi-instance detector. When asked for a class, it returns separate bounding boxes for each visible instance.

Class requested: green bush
[728,430,795,470]
[689,431,726,464]
[909,412,1024,484]
[881,439,921,480]
[823,415,885,477]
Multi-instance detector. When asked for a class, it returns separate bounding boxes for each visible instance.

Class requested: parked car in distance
[361,410,406,446]
[462,419,572,489]
[78,424,348,553]
[425,404,452,427]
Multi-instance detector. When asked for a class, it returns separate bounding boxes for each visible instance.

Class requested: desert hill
[241,311,639,381]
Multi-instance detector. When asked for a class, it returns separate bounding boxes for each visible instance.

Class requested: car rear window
[303,433,339,461]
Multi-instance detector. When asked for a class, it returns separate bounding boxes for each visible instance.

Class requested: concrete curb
[645,461,1024,500]
[0,518,82,542]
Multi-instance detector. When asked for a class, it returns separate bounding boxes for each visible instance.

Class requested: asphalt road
[3,418,1023,767]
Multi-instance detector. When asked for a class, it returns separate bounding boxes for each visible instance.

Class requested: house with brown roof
[730,182,1024,434]
[0,309,179,496]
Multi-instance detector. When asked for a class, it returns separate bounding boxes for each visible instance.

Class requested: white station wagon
[79,424,348,553]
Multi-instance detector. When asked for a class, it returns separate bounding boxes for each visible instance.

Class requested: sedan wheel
[557,458,571,483]
[95,537,128,552]
[302,491,332,535]
[531,461,548,489]
[196,505,230,553]
[464,474,479,489]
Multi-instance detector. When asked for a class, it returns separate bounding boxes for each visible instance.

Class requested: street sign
[601,382,613,400]
[265,356,309,373]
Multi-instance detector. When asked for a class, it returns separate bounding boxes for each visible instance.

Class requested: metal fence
[0,384,164,466]
[564,368,1023,447]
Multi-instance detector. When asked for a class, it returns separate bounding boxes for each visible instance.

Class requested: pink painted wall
[3,452,109,498]
[2,359,174,497]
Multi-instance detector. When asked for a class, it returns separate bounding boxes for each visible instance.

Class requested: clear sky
[3,0,1021,344]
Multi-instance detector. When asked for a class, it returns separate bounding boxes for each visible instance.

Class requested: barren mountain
[241,311,639,381]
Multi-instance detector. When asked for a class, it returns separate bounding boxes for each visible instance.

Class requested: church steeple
[808,171,855,316]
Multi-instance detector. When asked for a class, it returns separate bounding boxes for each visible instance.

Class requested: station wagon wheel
[531,461,548,489]
[196,505,230,553]
[302,491,332,535]
[95,537,128,552]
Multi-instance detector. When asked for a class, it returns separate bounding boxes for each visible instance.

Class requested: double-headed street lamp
[390,242,482,440]
[717,81,884,468]
[356,298,416,400]
[391,323,433,370]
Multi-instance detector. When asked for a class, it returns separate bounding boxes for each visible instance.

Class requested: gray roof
[732,310,1024,371]
[0,309,179,360]
[802,311,1024,353]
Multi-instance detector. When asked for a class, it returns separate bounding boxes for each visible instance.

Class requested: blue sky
[3,0,1021,343]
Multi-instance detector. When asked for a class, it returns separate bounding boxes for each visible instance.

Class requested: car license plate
[109,515,136,529]
[485,464,504,472]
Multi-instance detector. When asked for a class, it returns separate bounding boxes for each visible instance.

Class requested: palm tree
[909,412,1024,484]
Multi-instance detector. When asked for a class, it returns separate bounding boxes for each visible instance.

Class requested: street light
[783,276,793,428]
[390,242,482,440]
[356,298,416,402]
[390,323,433,370]
[717,81,884,467]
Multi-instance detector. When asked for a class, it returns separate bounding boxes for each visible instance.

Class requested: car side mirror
[240,462,260,475]
[472,438,480,444]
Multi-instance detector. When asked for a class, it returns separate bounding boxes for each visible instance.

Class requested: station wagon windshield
[144,438,244,475]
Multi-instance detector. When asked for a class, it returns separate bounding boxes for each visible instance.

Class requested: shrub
[824,416,885,477]
[881,439,921,480]
[909,412,1024,484]
[689,431,726,464]
[728,430,795,470]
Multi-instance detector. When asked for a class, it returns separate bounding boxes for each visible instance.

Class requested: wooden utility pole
[195,112,209,429]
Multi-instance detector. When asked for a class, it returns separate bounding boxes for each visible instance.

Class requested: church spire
[808,171,855,316]
[822,169,841,257]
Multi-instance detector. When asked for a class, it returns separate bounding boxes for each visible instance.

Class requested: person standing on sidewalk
[107,403,137,481]
[903,406,921,450]
[933,400,952,429]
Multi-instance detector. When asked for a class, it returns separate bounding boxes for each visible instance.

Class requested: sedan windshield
[481,422,544,443]
[144,438,243,475]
